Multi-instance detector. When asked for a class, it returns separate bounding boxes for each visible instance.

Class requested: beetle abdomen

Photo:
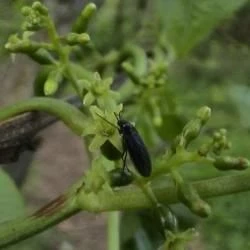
[123,126,152,177]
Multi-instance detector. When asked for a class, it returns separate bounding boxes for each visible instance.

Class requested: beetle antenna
[114,112,119,121]
[95,112,119,129]
[114,111,122,121]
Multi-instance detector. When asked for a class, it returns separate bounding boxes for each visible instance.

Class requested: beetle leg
[122,149,128,171]
[121,136,130,173]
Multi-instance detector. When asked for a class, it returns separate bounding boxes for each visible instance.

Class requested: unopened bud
[198,143,211,156]
[196,106,211,124]
[32,1,48,16]
[178,182,211,217]
[65,33,90,46]
[72,3,97,33]
[182,120,202,146]
[44,69,62,96]
[214,156,250,171]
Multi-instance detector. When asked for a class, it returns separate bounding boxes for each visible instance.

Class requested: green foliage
[156,0,248,57]
[0,0,250,249]
[0,1,24,55]
[228,84,250,128]
[0,169,25,222]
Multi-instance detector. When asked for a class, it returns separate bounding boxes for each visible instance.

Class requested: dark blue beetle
[116,114,152,177]
[97,112,152,177]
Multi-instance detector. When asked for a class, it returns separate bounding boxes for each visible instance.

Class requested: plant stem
[77,171,250,211]
[46,17,82,96]
[1,171,250,247]
[0,97,87,136]
[0,191,80,248]
[107,212,120,250]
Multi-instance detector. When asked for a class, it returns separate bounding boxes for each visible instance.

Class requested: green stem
[152,150,212,178]
[46,17,82,96]
[0,97,86,136]
[0,191,80,248]
[77,171,250,211]
[134,175,160,210]
[107,212,120,250]
[46,19,64,59]
[63,64,82,96]
[1,172,250,247]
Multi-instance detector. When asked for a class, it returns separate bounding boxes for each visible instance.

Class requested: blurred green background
[1,0,250,249]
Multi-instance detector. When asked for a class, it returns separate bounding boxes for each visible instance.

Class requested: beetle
[97,112,152,177]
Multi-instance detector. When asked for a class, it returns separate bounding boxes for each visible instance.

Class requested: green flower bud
[32,1,48,16]
[211,128,230,155]
[190,199,211,218]
[21,6,31,17]
[212,142,221,155]
[22,16,45,31]
[5,37,41,54]
[198,143,211,156]
[213,131,221,141]
[196,106,211,124]
[182,119,202,146]
[153,115,162,126]
[214,156,250,171]
[219,128,227,136]
[5,35,21,52]
[72,3,97,33]
[44,69,62,96]
[65,33,90,46]
[178,182,211,217]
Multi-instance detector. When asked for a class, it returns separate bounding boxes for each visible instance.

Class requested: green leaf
[228,84,250,128]
[0,169,25,223]
[157,0,248,57]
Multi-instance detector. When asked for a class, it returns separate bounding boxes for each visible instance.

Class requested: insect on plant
[97,112,152,177]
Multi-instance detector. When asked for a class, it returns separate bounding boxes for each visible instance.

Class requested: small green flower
[84,156,114,193]
[81,72,119,111]
[82,105,122,152]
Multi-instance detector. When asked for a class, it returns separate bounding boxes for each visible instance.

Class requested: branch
[0,191,80,248]
[0,97,86,136]
[77,171,250,211]
[1,171,250,248]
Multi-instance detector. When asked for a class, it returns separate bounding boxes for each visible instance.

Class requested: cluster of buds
[122,60,167,89]
[21,2,49,31]
[172,106,211,152]
[141,61,168,88]
[170,106,249,219]
[198,128,231,157]
[5,1,96,97]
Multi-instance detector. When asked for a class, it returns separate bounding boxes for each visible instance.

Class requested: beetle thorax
[117,119,133,134]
